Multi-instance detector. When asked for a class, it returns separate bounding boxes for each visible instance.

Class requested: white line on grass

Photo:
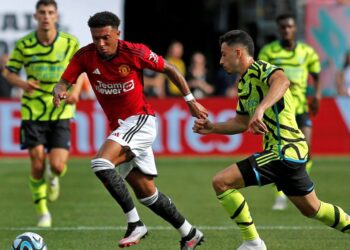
[0,225,329,231]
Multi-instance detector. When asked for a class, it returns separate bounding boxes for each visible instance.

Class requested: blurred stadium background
[1,0,350,249]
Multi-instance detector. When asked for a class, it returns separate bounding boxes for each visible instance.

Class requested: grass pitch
[1,157,349,250]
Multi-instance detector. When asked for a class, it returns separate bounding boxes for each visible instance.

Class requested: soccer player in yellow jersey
[193,29,350,250]
[3,0,82,227]
[258,13,321,210]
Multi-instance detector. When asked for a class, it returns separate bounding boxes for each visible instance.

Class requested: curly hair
[88,11,120,29]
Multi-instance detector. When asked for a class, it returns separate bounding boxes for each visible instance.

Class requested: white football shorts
[107,114,157,178]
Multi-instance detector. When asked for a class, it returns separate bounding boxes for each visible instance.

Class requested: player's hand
[192,118,214,134]
[24,80,40,94]
[309,96,320,116]
[248,107,268,135]
[65,92,80,104]
[52,88,67,107]
[186,100,208,119]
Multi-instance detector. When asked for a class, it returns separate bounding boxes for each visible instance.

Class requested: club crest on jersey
[118,64,131,77]
[148,51,158,63]
[247,99,259,116]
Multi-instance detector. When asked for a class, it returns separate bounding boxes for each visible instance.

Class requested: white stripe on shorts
[122,115,149,143]
[107,115,157,178]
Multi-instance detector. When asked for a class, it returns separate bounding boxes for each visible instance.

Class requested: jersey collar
[35,30,59,47]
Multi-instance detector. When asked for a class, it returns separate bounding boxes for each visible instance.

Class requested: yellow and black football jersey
[258,41,321,115]
[7,31,79,121]
[236,60,308,162]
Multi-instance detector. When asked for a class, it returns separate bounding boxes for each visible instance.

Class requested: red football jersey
[62,40,165,130]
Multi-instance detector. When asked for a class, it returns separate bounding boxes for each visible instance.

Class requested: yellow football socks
[29,177,49,215]
[217,189,260,240]
[314,201,350,233]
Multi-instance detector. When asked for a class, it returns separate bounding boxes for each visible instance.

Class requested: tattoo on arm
[54,78,71,93]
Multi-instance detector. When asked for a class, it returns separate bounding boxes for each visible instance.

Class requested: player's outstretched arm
[193,114,250,135]
[65,73,87,104]
[52,78,71,107]
[163,61,208,119]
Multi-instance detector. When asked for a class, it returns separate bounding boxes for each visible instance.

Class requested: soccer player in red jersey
[53,11,206,250]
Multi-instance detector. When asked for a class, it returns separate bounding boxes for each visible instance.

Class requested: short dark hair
[36,0,57,10]
[219,30,255,56]
[88,11,120,29]
[276,13,296,24]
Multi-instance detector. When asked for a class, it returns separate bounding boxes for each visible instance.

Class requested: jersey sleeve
[138,44,165,72]
[307,47,321,74]
[61,55,84,84]
[261,62,283,86]
[236,99,248,115]
[6,41,24,73]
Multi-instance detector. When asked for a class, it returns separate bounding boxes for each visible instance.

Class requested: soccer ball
[11,232,47,250]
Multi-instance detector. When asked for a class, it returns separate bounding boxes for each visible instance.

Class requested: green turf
[1,157,350,249]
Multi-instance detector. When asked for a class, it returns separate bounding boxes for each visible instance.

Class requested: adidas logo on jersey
[93,68,101,75]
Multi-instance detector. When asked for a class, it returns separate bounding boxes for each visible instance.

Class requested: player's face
[277,18,296,41]
[220,42,241,74]
[34,4,58,32]
[91,26,120,60]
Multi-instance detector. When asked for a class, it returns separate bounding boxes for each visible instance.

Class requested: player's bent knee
[212,175,220,189]
[91,158,115,173]
[49,162,65,175]
[212,175,228,194]
[138,189,159,207]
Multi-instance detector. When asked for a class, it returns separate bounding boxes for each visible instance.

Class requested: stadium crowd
[2,46,350,100]
[1,0,350,250]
